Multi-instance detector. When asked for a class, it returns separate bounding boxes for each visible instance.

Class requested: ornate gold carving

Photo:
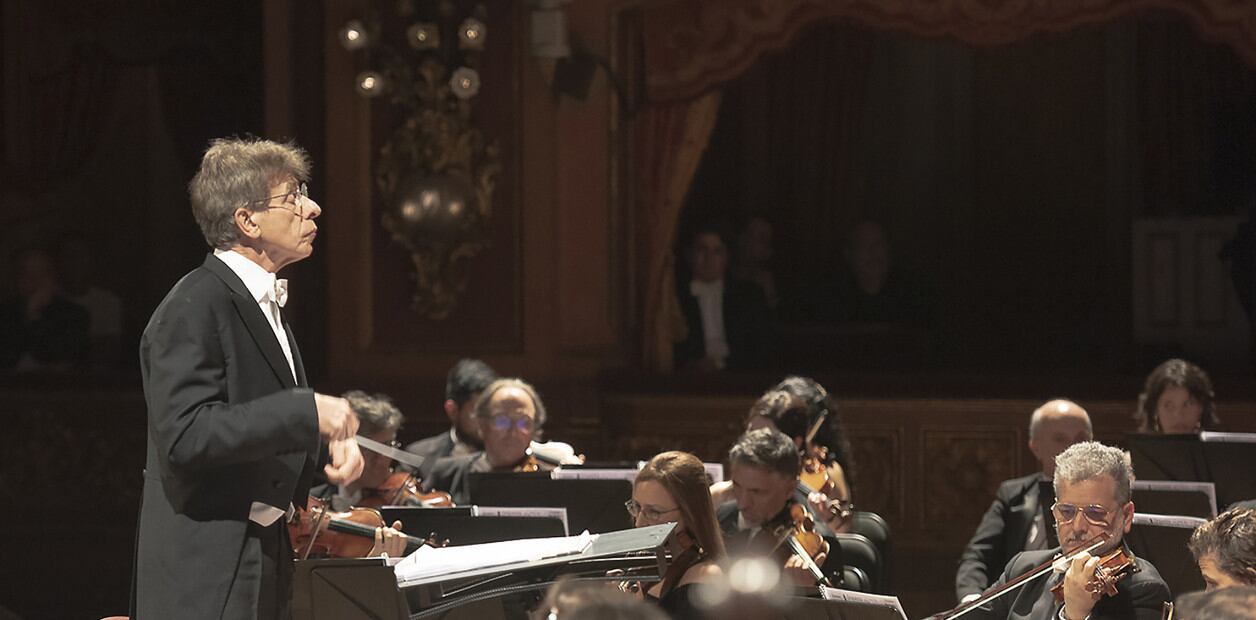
[848,428,901,524]
[921,429,1020,529]
[376,56,501,320]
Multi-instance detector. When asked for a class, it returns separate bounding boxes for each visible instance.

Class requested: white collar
[214,249,278,304]
[690,278,724,295]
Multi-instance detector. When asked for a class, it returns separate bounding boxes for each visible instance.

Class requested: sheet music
[473,505,570,535]
[1133,513,1208,529]
[394,531,596,584]
[820,587,908,620]
[704,462,724,484]
[1132,480,1218,516]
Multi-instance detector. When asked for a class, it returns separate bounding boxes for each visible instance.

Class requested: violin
[925,533,1117,620]
[288,495,437,560]
[797,411,854,527]
[769,503,832,587]
[358,470,454,509]
[1049,545,1138,603]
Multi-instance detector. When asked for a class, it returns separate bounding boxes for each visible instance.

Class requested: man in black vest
[132,138,364,619]
[957,400,1093,602]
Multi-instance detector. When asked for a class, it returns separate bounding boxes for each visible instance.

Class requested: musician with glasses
[968,441,1170,620]
[132,138,364,620]
[418,378,554,504]
[626,451,725,619]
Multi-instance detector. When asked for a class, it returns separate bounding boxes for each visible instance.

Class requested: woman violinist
[628,451,725,619]
[302,390,410,558]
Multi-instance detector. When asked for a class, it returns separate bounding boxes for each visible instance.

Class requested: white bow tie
[268,278,289,308]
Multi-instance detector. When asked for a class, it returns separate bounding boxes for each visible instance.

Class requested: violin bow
[928,533,1111,620]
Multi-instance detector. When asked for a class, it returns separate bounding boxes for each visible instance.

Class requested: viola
[797,412,854,527]
[288,495,435,560]
[1049,545,1138,603]
[358,470,454,509]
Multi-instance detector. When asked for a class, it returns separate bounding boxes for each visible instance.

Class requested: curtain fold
[636,91,723,372]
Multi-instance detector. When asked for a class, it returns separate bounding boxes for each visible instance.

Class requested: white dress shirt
[689,278,730,369]
[213,249,298,526]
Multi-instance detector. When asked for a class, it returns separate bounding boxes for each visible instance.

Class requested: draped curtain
[620,0,1256,371]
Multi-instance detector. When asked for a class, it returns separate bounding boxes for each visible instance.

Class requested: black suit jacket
[674,277,772,370]
[132,254,321,619]
[715,497,844,585]
[406,431,456,461]
[958,474,1055,601]
[968,547,1170,620]
[419,453,483,505]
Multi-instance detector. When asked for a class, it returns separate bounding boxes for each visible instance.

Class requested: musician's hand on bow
[324,437,365,486]
[368,520,407,558]
[1062,552,1103,620]
[783,548,827,587]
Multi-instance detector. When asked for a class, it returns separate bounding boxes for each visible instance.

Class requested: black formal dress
[131,254,321,619]
[968,547,1170,620]
[957,474,1059,601]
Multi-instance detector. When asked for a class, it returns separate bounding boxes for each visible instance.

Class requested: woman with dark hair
[630,451,725,619]
[1134,359,1220,434]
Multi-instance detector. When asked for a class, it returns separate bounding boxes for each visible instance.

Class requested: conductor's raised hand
[314,393,359,441]
[324,437,364,486]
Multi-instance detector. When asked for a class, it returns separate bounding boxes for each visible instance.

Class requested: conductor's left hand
[325,437,364,486]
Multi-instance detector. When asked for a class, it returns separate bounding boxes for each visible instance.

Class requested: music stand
[468,473,633,533]
[1126,432,1256,509]
[1127,513,1207,596]
[292,558,408,620]
[1132,481,1217,518]
[379,508,566,546]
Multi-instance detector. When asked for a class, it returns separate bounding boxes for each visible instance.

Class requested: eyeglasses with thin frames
[248,182,309,217]
[625,499,680,522]
[1052,502,1124,527]
[490,415,534,433]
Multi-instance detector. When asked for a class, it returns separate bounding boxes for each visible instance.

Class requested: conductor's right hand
[324,437,364,486]
[314,393,359,441]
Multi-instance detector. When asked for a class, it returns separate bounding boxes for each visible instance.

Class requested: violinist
[404,358,496,461]
[629,451,725,619]
[308,390,409,556]
[1187,507,1256,590]
[419,378,563,504]
[958,400,1093,603]
[715,428,844,587]
[965,441,1169,620]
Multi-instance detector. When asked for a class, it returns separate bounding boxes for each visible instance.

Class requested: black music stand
[468,473,633,533]
[379,508,566,546]
[292,558,408,620]
[1127,513,1208,596]
[1125,432,1256,509]
[1131,481,1217,518]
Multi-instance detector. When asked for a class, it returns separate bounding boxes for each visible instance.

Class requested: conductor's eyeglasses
[1052,502,1121,527]
[250,182,309,216]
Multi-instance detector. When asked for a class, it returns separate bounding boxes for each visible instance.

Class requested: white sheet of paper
[394,530,596,584]
[473,506,570,536]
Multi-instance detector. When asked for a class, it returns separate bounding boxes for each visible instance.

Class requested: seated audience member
[674,220,773,371]
[797,220,936,330]
[733,214,780,309]
[419,378,553,504]
[1134,359,1219,434]
[406,358,497,460]
[0,245,90,371]
[957,400,1093,603]
[629,451,725,619]
[1173,586,1256,620]
[56,231,124,367]
[307,390,408,557]
[1188,507,1256,591]
[967,441,1170,620]
[536,578,669,620]
[716,428,843,587]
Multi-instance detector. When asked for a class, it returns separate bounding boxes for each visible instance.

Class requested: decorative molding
[636,0,1256,102]
[920,429,1020,531]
